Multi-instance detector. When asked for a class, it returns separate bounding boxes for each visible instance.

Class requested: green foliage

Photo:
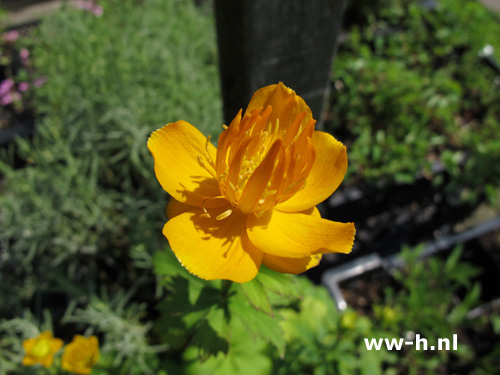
[153,249,300,368]
[182,316,272,375]
[384,245,481,336]
[31,0,221,192]
[0,0,221,372]
[372,245,491,374]
[330,0,500,200]
[0,0,220,318]
[1,0,499,374]
[264,244,500,375]
[269,278,396,375]
[62,290,166,375]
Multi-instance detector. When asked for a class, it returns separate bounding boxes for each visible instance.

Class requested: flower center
[213,106,316,216]
[32,339,51,358]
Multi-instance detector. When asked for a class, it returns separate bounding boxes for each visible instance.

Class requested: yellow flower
[148,82,355,282]
[22,331,63,368]
[61,335,100,375]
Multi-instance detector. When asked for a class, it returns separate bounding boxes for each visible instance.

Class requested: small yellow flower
[22,331,63,368]
[340,310,358,330]
[61,335,100,375]
[148,82,355,282]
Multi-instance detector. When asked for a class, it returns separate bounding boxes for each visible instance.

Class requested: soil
[339,267,397,313]
[337,235,500,311]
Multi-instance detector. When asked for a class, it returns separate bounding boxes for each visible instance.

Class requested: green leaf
[491,315,500,335]
[191,314,229,360]
[279,308,316,346]
[240,277,272,315]
[184,317,271,375]
[154,277,225,350]
[158,277,220,314]
[256,265,302,300]
[230,289,286,357]
[153,247,192,280]
[360,349,382,375]
[444,245,463,273]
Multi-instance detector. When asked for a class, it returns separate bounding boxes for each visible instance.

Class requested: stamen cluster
[198,105,316,218]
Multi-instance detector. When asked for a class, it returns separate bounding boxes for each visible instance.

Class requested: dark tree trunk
[214,0,347,128]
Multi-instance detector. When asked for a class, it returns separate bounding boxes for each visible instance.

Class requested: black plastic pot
[322,215,500,311]
[0,118,35,146]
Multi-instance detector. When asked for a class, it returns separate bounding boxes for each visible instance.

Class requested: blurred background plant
[329,0,500,205]
[0,0,221,318]
[0,1,220,373]
[0,0,499,374]
[0,8,43,128]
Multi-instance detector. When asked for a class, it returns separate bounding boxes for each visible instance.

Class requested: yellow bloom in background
[22,331,63,368]
[61,335,100,375]
[148,82,355,282]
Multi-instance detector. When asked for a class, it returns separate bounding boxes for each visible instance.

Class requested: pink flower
[34,76,47,88]
[3,30,19,43]
[1,93,12,105]
[93,5,103,17]
[75,0,92,10]
[18,82,29,92]
[1,91,21,106]
[0,79,14,97]
[20,48,30,60]
[0,79,23,106]
[75,1,103,17]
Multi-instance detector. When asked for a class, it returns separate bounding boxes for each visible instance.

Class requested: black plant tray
[322,215,500,311]
[0,118,35,146]
[306,165,479,281]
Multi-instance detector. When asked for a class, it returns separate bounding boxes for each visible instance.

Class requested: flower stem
[221,280,233,298]
[221,280,233,322]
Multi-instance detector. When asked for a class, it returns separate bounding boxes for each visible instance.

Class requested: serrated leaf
[154,277,225,350]
[160,277,223,315]
[279,308,313,343]
[184,317,271,375]
[240,277,272,314]
[230,289,286,357]
[191,317,229,360]
[256,265,302,300]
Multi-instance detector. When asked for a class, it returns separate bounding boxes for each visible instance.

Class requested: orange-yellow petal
[61,336,99,375]
[262,253,322,274]
[276,131,347,212]
[247,209,355,258]
[148,121,220,207]
[22,332,63,368]
[22,356,36,366]
[88,336,100,355]
[163,208,263,282]
[50,338,63,352]
[40,355,54,368]
[245,82,312,132]
[23,338,35,352]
